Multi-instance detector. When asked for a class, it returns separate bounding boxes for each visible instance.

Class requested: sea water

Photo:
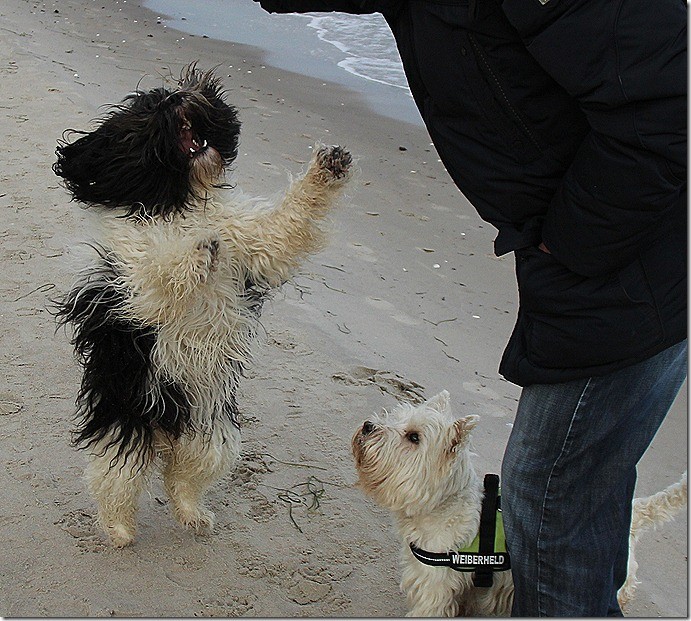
[143,0,420,124]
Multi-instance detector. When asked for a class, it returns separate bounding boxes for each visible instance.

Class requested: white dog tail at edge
[631,471,687,536]
[618,471,687,608]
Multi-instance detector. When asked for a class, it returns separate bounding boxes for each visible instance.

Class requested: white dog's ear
[450,414,479,451]
[424,390,451,414]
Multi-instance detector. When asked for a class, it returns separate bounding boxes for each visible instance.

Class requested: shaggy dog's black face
[53,65,241,218]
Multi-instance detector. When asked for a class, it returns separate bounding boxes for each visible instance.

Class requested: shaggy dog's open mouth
[180,119,208,158]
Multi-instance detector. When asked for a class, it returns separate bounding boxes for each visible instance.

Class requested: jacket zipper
[467,32,543,153]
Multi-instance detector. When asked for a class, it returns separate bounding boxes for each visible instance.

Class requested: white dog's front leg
[402,559,468,617]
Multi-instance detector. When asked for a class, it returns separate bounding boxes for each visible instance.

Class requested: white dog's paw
[314,145,352,184]
[174,503,215,534]
[105,523,136,548]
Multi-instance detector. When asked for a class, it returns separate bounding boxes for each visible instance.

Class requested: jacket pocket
[515,247,663,369]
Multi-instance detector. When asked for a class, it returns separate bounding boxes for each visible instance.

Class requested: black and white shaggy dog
[53,65,353,547]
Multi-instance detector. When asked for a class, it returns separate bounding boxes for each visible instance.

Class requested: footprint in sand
[198,594,258,616]
[351,243,378,264]
[332,366,425,404]
[55,509,108,552]
[0,391,24,416]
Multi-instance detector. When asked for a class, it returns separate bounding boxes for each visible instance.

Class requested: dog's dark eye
[406,432,420,444]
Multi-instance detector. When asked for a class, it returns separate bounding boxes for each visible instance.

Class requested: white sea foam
[305,14,408,90]
[143,0,418,123]
[144,0,407,91]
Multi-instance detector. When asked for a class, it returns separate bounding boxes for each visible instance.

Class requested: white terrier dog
[53,66,353,548]
[352,391,686,616]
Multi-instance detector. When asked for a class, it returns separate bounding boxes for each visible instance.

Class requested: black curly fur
[53,65,241,218]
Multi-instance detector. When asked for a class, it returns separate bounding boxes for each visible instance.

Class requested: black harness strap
[474,473,500,587]
[409,545,456,568]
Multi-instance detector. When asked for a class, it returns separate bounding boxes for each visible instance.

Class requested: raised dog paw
[193,235,221,280]
[315,145,352,183]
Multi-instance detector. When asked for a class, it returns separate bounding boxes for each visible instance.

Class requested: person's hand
[538,242,551,254]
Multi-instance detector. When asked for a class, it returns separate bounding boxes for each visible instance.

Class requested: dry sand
[0,0,686,617]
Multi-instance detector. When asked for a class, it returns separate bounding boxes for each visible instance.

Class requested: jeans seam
[535,377,592,616]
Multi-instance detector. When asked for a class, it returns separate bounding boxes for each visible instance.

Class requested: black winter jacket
[257,0,687,386]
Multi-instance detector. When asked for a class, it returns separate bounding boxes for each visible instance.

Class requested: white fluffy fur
[618,471,688,608]
[81,145,352,547]
[352,391,687,616]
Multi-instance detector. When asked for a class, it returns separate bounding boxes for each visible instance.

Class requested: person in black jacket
[255,0,687,616]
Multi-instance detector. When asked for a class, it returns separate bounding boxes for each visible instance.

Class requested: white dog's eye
[406,431,420,444]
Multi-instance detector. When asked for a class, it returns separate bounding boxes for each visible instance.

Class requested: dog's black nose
[362,421,374,435]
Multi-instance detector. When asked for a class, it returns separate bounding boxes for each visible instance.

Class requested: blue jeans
[501,340,687,617]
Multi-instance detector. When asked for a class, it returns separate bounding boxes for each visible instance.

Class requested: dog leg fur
[171,235,221,292]
[402,559,471,617]
[101,228,226,328]
[162,417,241,533]
[85,437,152,548]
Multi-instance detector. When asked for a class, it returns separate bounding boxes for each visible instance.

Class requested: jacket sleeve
[501,0,687,277]
[255,0,395,14]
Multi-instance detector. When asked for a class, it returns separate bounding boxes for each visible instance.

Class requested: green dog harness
[409,473,510,587]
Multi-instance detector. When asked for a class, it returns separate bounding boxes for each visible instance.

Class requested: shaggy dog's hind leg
[162,417,241,533]
[85,438,152,548]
